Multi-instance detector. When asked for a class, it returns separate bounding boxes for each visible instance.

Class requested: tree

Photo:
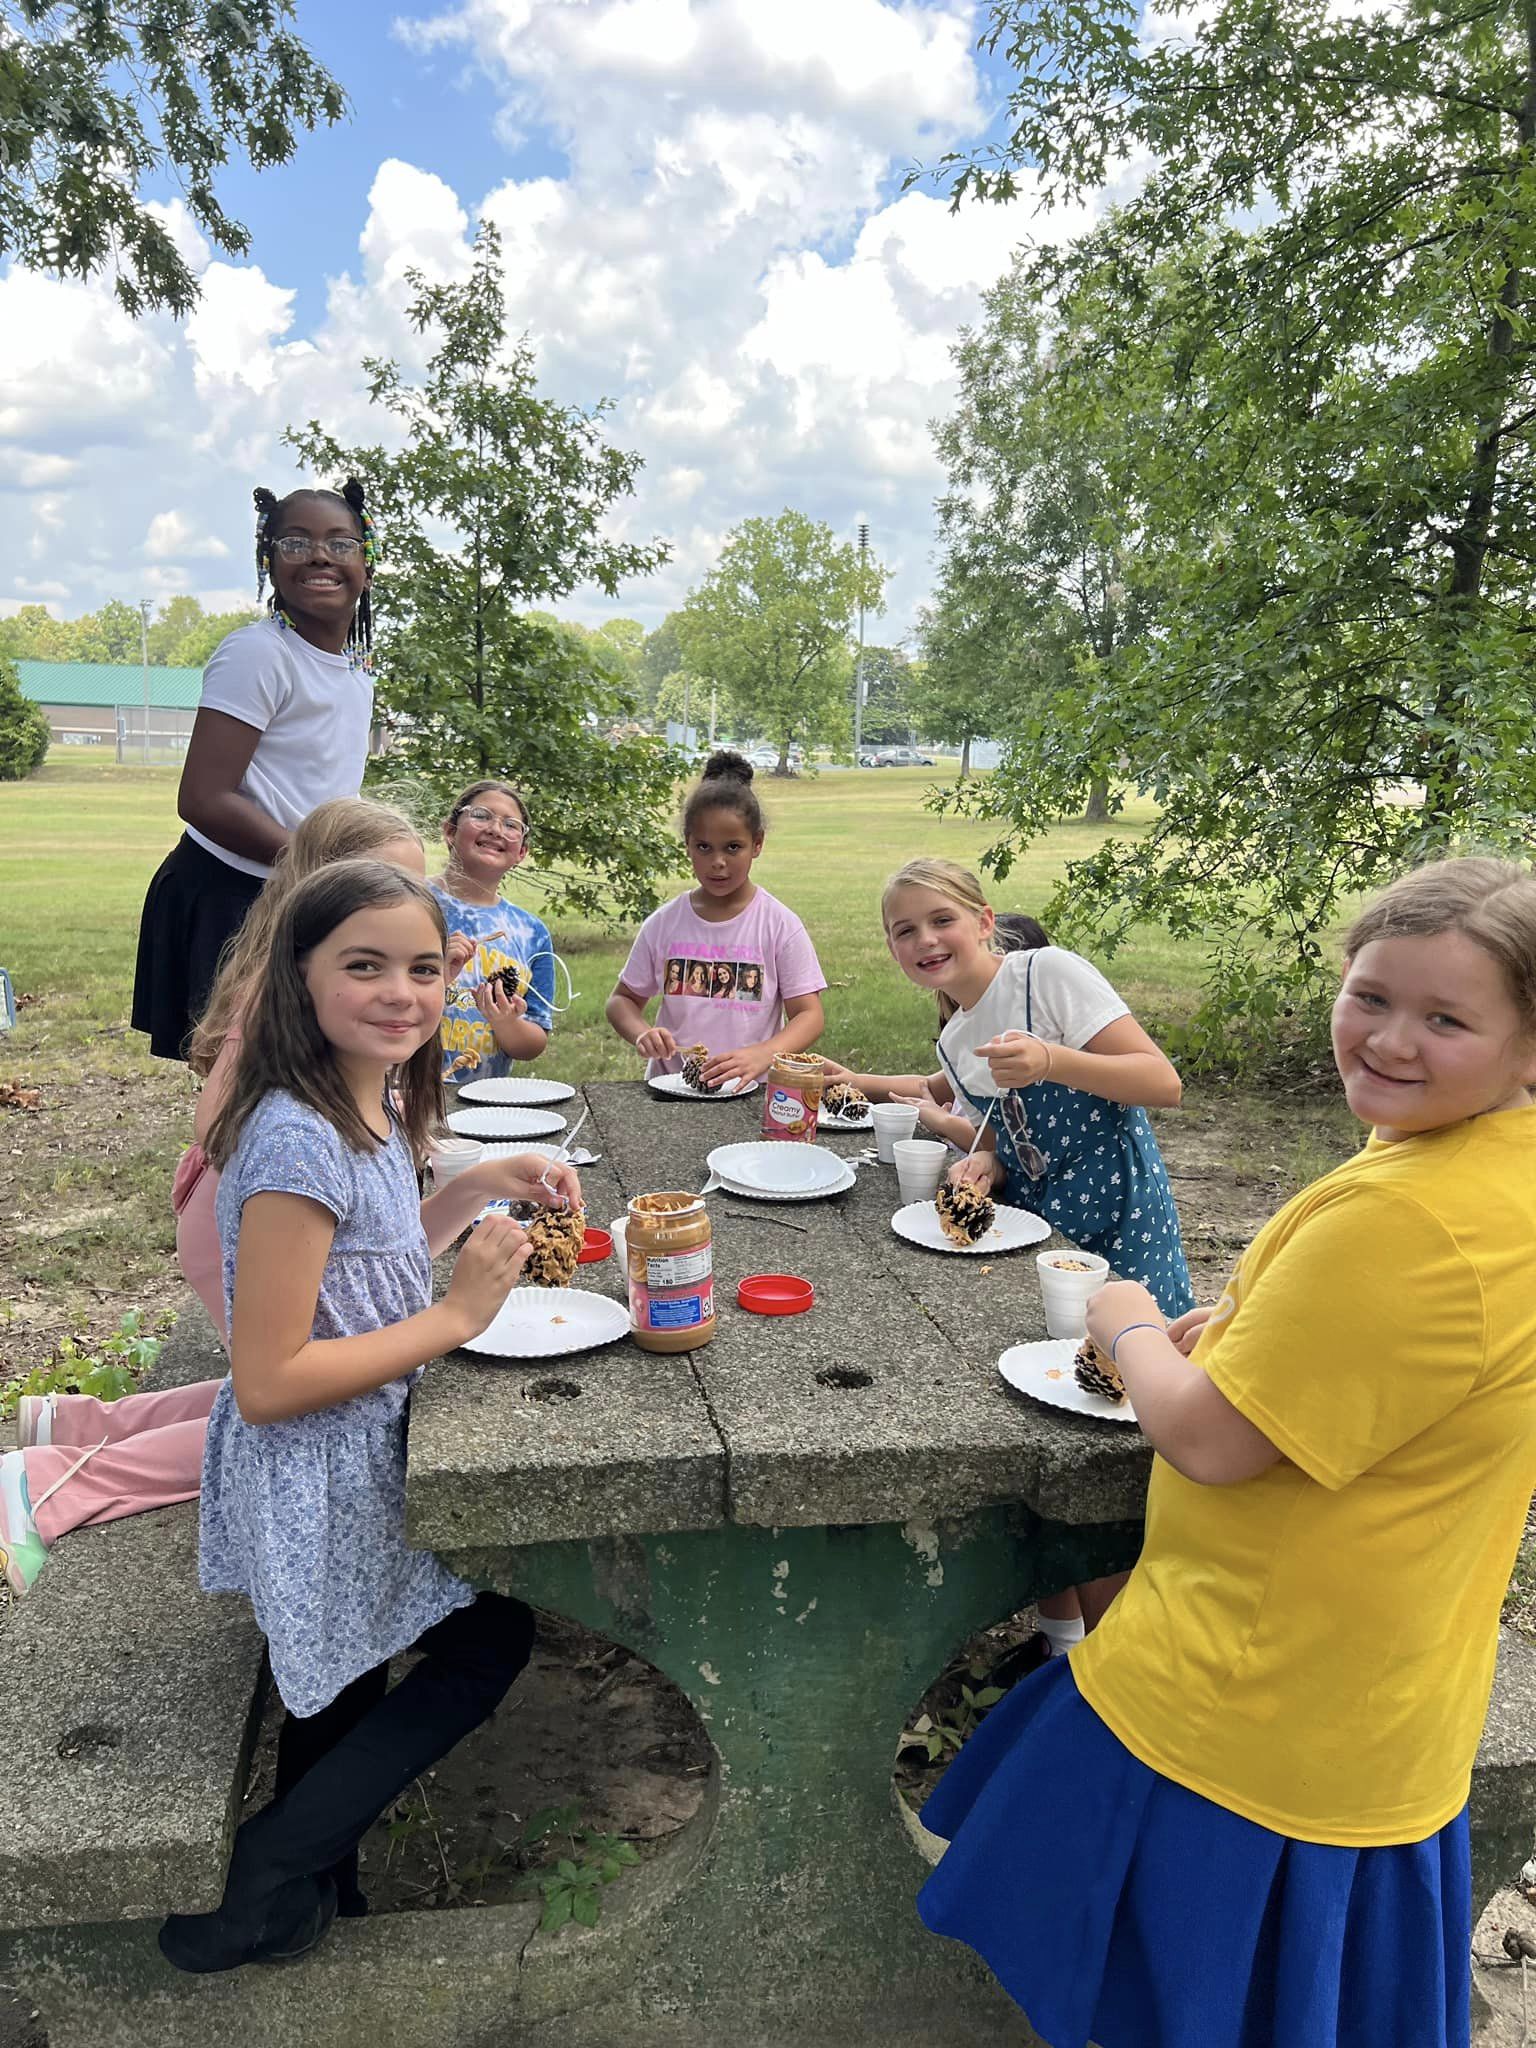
[910,574,1024,780]
[638,612,686,722]
[679,511,887,774]
[286,221,682,924]
[0,605,79,663]
[916,0,1536,1060]
[2,0,346,317]
[74,599,146,665]
[854,645,914,748]
[0,657,50,780]
[931,267,1151,819]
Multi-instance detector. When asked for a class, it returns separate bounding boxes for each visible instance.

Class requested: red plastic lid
[577,1227,613,1265]
[737,1273,814,1316]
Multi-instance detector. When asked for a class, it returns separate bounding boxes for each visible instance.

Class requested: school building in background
[15,660,201,761]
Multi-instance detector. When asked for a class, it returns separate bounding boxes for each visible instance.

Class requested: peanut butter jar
[626,1192,716,1352]
[760,1052,824,1142]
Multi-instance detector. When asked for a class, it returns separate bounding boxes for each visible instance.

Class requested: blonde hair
[881,858,997,1025]
[1345,857,1536,1033]
[190,797,422,1075]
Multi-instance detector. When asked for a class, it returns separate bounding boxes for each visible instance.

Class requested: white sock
[1037,1615,1086,1658]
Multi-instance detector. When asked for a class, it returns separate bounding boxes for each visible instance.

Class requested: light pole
[853,520,869,764]
[138,599,152,763]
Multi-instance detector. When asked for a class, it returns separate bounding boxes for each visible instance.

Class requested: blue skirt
[916,1656,1471,2048]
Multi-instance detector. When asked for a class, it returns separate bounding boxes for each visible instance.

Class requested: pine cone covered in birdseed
[934,1178,995,1245]
[821,1081,870,1121]
[1073,1338,1126,1404]
[521,1205,587,1288]
[680,1044,723,1093]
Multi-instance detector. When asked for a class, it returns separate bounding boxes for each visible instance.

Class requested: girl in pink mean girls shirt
[605,751,827,1088]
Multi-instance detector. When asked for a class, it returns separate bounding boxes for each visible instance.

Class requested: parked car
[878,746,935,767]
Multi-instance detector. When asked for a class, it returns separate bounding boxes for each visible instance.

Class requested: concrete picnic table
[406,1079,1151,2046]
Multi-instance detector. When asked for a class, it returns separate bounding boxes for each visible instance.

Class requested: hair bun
[701,748,753,785]
[341,477,367,514]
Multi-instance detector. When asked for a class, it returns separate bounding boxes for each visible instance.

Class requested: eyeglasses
[271,535,364,563]
[461,805,529,839]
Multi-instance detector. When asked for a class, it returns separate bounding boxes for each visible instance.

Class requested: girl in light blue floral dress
[158,857,582,1977]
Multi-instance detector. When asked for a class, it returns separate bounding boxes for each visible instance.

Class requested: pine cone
[935,1179,995,1245]
[1073,1338,1126,1404]
[680,1044,722,1092]
[821,1081,870,1121]
[494,959,531,1001]
[522,1206,586,1288]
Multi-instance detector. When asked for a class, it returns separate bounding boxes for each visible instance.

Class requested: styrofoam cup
[608,1213,629,1264]
[430,1136,483,1186]
[1036,1248,1111,1339]
[894,1138,947,1205]
[871,1102,920,1162]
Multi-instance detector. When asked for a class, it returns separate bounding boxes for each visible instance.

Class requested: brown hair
[205,860,446,1169]
[190,797,421,1076]
[445,780,531,838]
[682,749,765,841]
[1344,857,1536,1032]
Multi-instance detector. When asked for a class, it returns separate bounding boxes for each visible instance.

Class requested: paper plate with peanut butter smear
[891,1201,1051,1256]
[997,1339,1140,1425]
[647,1072,758,1100]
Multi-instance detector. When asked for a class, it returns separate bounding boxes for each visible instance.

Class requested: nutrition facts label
[645,1247,713,1289]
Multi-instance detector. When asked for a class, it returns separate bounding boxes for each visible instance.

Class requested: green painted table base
[453,1503,1143,2043]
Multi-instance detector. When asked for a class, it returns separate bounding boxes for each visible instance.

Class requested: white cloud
[143,510,230,561]
[0,0,1131,640]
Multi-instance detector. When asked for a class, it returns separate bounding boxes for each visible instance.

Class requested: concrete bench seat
[0,1309,266,1929]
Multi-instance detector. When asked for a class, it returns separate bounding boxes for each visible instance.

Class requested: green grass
[0,752,1203,1081]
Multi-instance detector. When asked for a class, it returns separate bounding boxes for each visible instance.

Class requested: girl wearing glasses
[432,780,556,1081]
[132,482,377,1063]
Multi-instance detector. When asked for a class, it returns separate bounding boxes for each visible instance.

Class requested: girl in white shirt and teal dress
[825,858,1192,1653]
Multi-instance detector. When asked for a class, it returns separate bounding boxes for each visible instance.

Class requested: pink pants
[26,1379,220,1547]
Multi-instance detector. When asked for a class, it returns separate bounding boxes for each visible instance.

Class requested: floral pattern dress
[201,1090,473,1717]
[938,954,1194,1318]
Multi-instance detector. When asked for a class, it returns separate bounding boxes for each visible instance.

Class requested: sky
[0,0,1119,646]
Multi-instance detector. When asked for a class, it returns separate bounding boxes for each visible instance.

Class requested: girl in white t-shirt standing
[605,750,826,1088]
[132,482,377,1062]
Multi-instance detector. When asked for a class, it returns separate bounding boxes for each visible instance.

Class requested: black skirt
[131,834,265,1061]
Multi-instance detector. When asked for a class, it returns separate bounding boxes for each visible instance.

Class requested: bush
[0,657,49,780]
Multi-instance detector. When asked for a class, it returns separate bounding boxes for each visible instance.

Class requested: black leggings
[233,1592,535,1921]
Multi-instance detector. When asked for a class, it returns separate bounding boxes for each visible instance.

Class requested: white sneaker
[15,1397,54,1450]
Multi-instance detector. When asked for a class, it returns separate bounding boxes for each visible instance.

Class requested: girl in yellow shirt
[918,857,1536,2048]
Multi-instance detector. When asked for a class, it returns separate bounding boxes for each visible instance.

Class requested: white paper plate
[715,1162,856,1203]
[447,1106,569,1141]
[461,1288,630,1359]
[647,1072,759,1100]
[476,1141,599,1167]
[817,1101,875,1132]
[456,1077,576,1107]
[707,1141,849,1195]
[891,1200,1052,1256]
[997,1338,1139,1425]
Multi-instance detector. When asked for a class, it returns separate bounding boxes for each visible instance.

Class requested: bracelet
[1110,1321,1164,1364]
[1041,1040,1054,1080]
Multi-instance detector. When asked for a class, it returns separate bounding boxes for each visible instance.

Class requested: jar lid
[737,1273,814,1316]
[577,1228,613,1264]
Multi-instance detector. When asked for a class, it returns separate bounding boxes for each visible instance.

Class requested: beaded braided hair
[253,479,376,664]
